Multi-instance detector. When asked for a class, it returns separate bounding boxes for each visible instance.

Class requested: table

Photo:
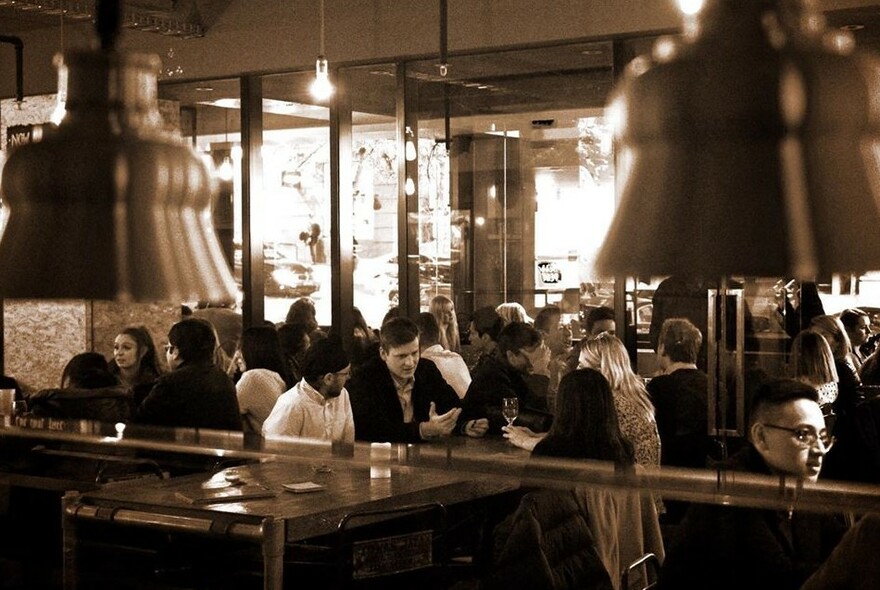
[62,439,526,589]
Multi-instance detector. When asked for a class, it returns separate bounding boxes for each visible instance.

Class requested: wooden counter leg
[261,517,285,590]
[61,491,82,590]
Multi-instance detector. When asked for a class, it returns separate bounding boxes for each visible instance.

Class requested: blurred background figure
[416,312,471,399]
[789,329,839,429]
[495,302,532,326]
[430,294,461,353]
[839,308,872,371]
[277,322,311,383]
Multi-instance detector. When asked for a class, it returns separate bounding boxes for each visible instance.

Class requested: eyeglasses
[333,369,351,379]
[762,423,835,451]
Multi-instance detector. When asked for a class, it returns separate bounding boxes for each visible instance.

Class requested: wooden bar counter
[61,437,528,589]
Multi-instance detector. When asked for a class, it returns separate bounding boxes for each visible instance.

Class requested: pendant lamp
[596,0,880,280]
[0,0,237,303]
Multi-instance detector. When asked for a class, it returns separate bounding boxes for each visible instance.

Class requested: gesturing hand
[420,402,462,439]
[463,418,489,438]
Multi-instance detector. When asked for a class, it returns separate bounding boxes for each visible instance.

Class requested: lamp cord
[318,0,325,56]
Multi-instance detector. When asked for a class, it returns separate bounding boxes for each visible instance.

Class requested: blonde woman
[578,332,661,468]
[810,314,865,419]
[430,295,461,353]
[789,329,839,410]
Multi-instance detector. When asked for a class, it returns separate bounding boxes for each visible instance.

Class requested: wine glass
[502,397,519,428]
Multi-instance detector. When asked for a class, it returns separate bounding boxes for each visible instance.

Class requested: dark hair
[61,352,119,389]
[415,312,441,346]
[536,368,635,465]
[168,318,218,366]
[658,318,702,363]
[497,321,541,356]
[110,326,161,384]
[238,325,293,387]
[748,378,820,427]
[301,338,350,381]
[382,306,401,326]
[840,307,869,330]
[585,306,615,334]
[352,307,373,339]
[470,305,504,342]
[285,298,318,332]
[379,317,419,351]
[278,323,310,356]
[534,305,562,333]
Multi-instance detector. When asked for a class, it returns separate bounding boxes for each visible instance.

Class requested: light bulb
[405,177,416,196]
[677,0,704,15]
[217,156,234,182]
[310,56,334,100]
[405,126,417,161]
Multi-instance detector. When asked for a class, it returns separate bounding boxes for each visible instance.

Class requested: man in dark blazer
[136,318,242,431]
[348,317,487,443]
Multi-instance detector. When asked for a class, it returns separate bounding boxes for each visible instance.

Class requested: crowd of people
[13,291,880,589]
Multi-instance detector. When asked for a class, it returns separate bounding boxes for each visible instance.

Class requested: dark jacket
[482,489,613,590]
[462,353,551,435]
[647,368,710,469]
[27,385,133,423]
[348,355,461,443]
[658,446,846,590]
[135,363,242,431]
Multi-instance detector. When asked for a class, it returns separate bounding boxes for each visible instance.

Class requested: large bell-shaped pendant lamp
[596,0,880,280]
[0,0,237,302]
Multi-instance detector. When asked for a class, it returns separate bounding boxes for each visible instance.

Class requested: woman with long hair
[531,368,636,465]
[578,332,660,468]
[810,314,864,419]
[109,325,162,407]
[789,329,839,410]
[429,294,461,352]
[233,325,294,433]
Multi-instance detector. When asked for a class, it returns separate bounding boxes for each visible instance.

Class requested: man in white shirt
[262,338,354,443]
[415,312,471,398]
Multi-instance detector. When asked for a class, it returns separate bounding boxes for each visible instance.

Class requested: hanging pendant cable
[319,0,325,57]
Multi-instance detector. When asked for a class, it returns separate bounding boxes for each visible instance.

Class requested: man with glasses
[136,318,242,431]
[657,379,846,590]
[262,337,354,443]
[461,321,552,436]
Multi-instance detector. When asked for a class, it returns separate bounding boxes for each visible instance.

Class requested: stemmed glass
[502,397,519,428]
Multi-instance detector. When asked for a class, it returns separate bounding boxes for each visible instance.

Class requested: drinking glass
[502,397,519,428]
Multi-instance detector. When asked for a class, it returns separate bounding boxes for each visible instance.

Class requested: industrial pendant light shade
[596,0,880,279]
[0,7,237,302]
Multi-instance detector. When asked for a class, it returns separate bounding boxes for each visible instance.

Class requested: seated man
[262,338,354,443]
[467,305,505,372]
[348,317,486,443]
[136,318,242,431]
[462,322,552,436]
[657,379,846,590]
[415,312,471,399]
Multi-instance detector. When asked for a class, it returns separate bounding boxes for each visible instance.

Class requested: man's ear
[750,422,768,452]
[379,347,388,362]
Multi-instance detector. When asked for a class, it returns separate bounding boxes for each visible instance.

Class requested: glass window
[406,42,616,346]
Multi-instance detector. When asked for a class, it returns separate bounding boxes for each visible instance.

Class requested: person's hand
[420,402,462,439]
[527,343,552,376]
[502,425,545,451]
[463,418,489,438]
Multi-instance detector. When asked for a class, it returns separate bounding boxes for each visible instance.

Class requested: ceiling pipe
[0,36,23,103]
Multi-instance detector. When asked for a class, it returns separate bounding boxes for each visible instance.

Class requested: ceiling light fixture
[309,0,333,101]
[0,0,236,302]
[596,0,880,280]
[404,126,417,161]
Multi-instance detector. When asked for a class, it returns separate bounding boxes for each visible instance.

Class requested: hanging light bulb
[405,126,417,161]
[404,177,416,196]
[217,155,234,182]
[310,0,334,101]
[310,56,333,100]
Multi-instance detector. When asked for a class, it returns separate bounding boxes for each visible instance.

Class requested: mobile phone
[282,481,326,493]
